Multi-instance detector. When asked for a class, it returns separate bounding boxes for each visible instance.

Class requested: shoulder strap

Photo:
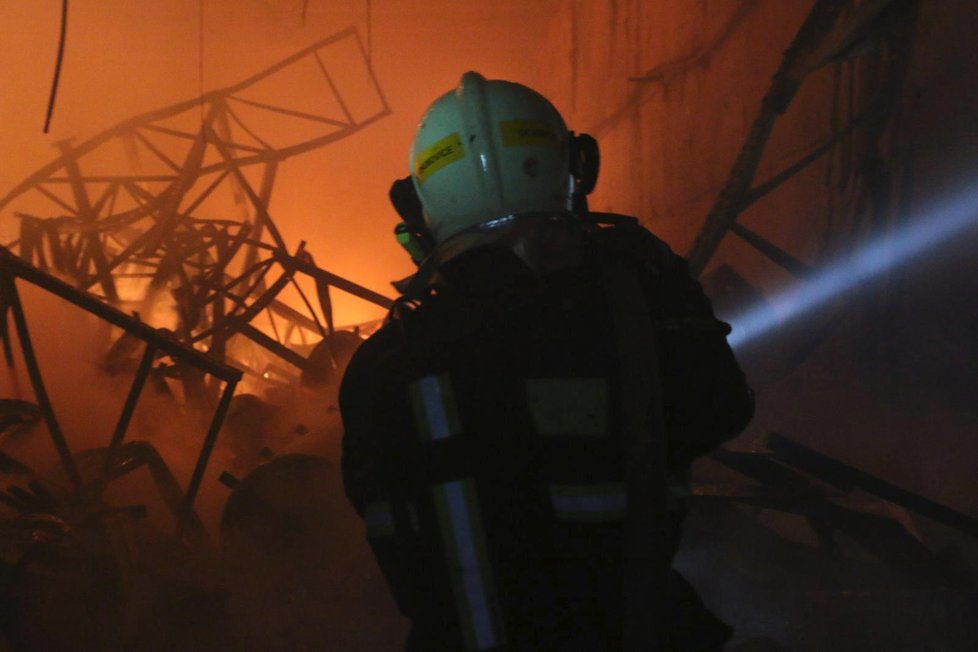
[602,263,672,650]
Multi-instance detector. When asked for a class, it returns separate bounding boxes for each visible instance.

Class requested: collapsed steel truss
[703,433,978,582]
[0,247,239,548]
[0,28,392,382]
[682,0,920,278]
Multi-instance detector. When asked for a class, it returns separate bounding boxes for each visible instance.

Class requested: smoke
[727,182,978,350]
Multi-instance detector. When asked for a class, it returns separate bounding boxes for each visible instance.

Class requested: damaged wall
[532,1,857,278]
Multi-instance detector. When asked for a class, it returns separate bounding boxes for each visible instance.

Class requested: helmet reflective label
[500,120,558,147]
[414,132,466,183]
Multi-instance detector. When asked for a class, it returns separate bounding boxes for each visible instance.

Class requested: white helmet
[409,72,572,245]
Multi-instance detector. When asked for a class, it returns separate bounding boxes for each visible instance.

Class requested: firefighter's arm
[656,314,754,469]
[338,334,393,517]
[639,234,755,469]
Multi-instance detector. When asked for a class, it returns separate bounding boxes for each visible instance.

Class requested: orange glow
[0,1,568,335]
[0,2,566,529]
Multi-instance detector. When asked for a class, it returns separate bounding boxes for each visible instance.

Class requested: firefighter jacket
[339,221,754,651]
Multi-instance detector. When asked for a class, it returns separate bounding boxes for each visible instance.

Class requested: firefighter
[339,71,753,651]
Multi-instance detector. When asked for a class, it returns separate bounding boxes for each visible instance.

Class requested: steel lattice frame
[0,28,393,383]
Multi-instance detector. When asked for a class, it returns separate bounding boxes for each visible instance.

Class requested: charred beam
[768,433,978,539]
[687,0,850,276]
[3,274,85,495]
[0,247,240,383]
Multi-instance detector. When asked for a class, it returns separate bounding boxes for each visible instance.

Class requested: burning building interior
[0,0,975,650]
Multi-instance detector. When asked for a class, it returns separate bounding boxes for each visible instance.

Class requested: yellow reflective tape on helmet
[414,132,466,183]
[433,479,505,651]
[409,374,462,441]
[525,377,609,436]
[500,120,558,147]
[550,482,627,523]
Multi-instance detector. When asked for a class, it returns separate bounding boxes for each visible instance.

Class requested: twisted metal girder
[1,28,393,378]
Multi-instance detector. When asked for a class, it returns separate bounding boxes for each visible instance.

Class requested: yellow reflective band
[433,480,505,651]
[525,377,609,436]
[410,374,462,441]
[500,120,558,147]
[550,482,627,523]
[414,132,465,183]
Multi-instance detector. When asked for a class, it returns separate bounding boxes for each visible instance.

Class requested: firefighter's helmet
[409,72,572,245]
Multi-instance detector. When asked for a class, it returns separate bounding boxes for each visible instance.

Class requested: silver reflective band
[550,482,627,522]
[434,480,504,651]
[474,214,516,231]
[364,501,395,538]
[410,374,461,441]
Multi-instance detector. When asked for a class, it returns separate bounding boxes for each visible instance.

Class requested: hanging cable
[366,0,373,65]
[43,0,69,134]
[198,0,205,124]
[302,0,310,26]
